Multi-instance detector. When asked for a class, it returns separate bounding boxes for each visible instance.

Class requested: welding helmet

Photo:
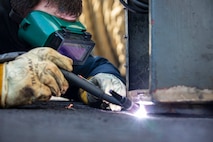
[18,10,95,65]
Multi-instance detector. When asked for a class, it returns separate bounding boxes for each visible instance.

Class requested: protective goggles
[18,10,95,65]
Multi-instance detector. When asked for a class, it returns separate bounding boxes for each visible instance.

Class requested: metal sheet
[126,4,149,91]
[150,0,213,96]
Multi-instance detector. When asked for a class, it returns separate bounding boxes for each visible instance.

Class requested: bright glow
[126,101,150,118]
[131,101,148,118]
[122,101,154,118]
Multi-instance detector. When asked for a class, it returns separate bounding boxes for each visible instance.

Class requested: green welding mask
[18,10,95,65]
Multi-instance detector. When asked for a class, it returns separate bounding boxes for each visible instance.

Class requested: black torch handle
[61,69,123,106]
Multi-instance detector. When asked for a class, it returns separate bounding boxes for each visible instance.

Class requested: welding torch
[0,51,138,111]
[61,69,139,111]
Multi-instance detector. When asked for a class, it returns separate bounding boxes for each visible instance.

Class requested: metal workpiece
[149,0,213,102]
[126,0,213,105]
[128,89,213,115]
[149,0,213,90]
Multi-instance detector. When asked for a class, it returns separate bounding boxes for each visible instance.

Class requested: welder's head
[10,0,82,18]
[10,0,94,65]
[17,10,94,65]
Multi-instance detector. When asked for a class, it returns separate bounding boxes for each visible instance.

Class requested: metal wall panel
[126,3,149,91]
[149,0,213,102]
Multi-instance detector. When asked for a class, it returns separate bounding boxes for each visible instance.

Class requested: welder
[0,0,126,111]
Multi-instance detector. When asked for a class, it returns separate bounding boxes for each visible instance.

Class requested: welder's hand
[0,47,73,108]
[80,73,126,111]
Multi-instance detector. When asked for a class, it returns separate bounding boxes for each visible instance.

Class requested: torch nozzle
[109,90,140,113]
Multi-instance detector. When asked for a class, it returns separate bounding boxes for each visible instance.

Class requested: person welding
[0,0,126,111]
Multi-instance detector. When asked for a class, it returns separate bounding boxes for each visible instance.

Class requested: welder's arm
[0,47,73,108]
[79,73,126,111]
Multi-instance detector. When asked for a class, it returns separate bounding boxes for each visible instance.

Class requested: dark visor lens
[45,30,95,65]
[58,42,91,62]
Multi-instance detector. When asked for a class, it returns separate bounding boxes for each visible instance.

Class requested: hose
[119,0,149,14]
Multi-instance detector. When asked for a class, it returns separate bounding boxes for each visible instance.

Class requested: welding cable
[119,0,148,14]
[132,0,148,9]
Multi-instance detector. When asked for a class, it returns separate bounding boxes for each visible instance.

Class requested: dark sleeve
[63,55,126,100]
[73,55,125,83]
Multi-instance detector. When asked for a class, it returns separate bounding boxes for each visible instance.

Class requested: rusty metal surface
[153,86,213,103]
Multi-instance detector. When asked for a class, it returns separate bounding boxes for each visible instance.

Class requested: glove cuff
[79,88,102,108]
[79,88,89,104]
[0,63,8,108]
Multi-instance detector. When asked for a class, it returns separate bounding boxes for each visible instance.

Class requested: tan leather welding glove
[0,47,73,108]
[80,73,126,111]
